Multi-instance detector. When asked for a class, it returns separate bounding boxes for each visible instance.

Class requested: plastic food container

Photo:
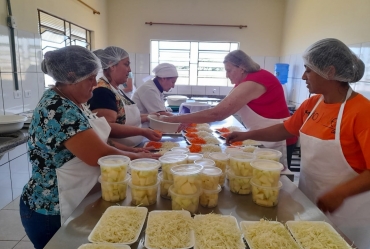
[98,155,130,182]
[200,166,222,190]
[250,159,284,187]
[169,185,201,214]
[224,147,243,155]
[229,153,255,177]
[171,164,203,195]
[99,175,130,202]
[159,154,188,181]
[163,151,186,157]
[129,178,159,206]
[158,172,173,200]
[209,152,229,172]
[194,158,215,167]
[171,147,190,153]
[199,184,222,208]
[186,153,203,163]
[227,170,252,195]
[254,148,282,162]
[130,159,161,186]
[251,178,282,207]
[242,145,258,153]
[219,171,226,186]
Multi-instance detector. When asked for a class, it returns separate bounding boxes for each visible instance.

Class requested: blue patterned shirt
[21,89,91,215]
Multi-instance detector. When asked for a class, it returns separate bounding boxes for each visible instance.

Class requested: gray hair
[224,50,260,73]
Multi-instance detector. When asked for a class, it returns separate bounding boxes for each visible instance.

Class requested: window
[37,10,92,87]
[150,40,239,86]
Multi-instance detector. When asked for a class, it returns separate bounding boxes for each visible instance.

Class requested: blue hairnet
[93,46,129,69]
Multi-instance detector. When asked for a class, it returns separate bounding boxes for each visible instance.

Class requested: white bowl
[167,95,188,106]
[148,115,180,133]
[0,115,27,133]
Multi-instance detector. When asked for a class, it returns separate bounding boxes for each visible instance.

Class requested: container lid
[194,158,215,167]
[128,177,159,188]
[226,169,252,179]
[201,166,222,176]
[129,159,161,171]
[170,164,203,176]
[158,154,188,163]
[202,184,222,194]
[254,148,282,157]
[98,155,130,167]
[164,151,186,156]
[171,147,190,153]
[98,174,130,183]
[168,184,202,197]
[209,152,229,160]
[224,147,243,155]
[186,153,203,160]
[230,152,255,161]
[251,178,283,189]
[250,159,284,171]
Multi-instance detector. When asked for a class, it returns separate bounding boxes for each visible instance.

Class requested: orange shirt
[284,94,370,173]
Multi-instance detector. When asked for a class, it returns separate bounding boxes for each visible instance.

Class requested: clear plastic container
[242,145,258,153]
[219,171,226,186]
[229,152,255,177]
[171,164,203,195]
[224,147,243,155]
[209,152,229,172]
[98,155,130,182]
[186,153,203,163]
[158,172,173,200]
[200,166,222,190]
[227,170,252,195]
[251,178,282,207]
[129,178,159,206]
[129,159,160,186]
[194,158,215,167]
[250,159,283,187]
[254,148,282,162]
[199,184,222,208]
[158,154,188,181]
[171,147,190,153]
[169,185,201,214]
[164,151,186,157]
[99,175,130,202]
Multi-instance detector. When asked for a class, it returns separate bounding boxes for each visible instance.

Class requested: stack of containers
[158,154,188,199]
[227,152,255,195]
[199,166,222,208]
[250,159,283,207]
[128,158,161,206]
[171,147,190,153]
[169,164,203,213]
[254,148,283,163]
[186,153,203,163]
[209,152,229,186]
[98,155,131,202]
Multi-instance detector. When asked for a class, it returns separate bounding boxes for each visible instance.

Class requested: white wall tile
[205,86,219,95]
[288,54,296,78]
[135,53,150,74]
[280,55,290,64]
[17,30,37,73]
[37,73,45,99]
[288,78,301,104]
[135,73,150,89]
[297,79,309,104]
[34,34,43,73]
[293,54,304,79]
[1,72,23,114]
[176,85,192,95]
[128,52,136,73]
[219,86,232,96]
[250,56,265,69]
[0,25,13,73]
[20,72,39,111]
[360,42,370,82]
[9,143,27,161]
[13,29,22,73]
[264,56,280,74]
[191,86,206,95]
[354,82,370,100]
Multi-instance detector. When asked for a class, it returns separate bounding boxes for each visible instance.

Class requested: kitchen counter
[0,129,29,155]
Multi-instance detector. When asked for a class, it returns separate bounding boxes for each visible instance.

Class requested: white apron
[108,80,144,147]
[299,88,370,246]
[236,104,288,167]
[56,104,111,224]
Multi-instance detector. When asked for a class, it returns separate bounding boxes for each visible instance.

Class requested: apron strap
[335,87,352,140]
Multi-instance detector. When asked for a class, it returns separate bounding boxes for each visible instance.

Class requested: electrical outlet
[24,90,31,98]
[13,90,21,99]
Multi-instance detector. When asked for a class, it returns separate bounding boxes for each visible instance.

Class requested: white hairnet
[153,63,178,77]
[41,46,101,84]
[303,38,365,83]
[93,46,129,69]
[224,50,260,73]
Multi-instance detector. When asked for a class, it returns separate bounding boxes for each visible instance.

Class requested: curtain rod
[145,22,247,29]
[77,0,100,14]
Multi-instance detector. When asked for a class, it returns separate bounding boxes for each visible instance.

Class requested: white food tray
[193,214,245,249]
[78,243,131,249]
[286,221,353,249]
[144,210,194,249]
[88,206,148,245]
[240,221,301,249]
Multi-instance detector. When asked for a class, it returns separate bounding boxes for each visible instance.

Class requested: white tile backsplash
[205,86,219,96]
[191,86,206,95]
[164,86,177,95]
[128,52,136,73]
[20,72,39,112]
[1,72,24,114]
[34,34,43,73]
[37,73,45,100]
[135,73,151,89]
[354,82,370,100]
[17,30,37,73]
[360,42,370,82]
[219,86,233,96]
[297,79,309,104]
[250,56,265,69]
[135,53,150,74]
[264,57,280,74]
[176,85,192,95]
[0,25,13,73]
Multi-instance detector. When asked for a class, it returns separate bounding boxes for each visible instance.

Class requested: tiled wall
[0,25,44,115]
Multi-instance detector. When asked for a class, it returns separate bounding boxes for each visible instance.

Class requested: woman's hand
[134,152,161,160]
[176,123,190,133]
[226,131,247,144]
[143,128,162,141]
[317,190,345,213]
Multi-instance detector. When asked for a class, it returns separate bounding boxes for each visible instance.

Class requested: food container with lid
[171,164,203,195]
[163,151,186,157]
[186,153,203,163]
[199,184,222,208]
[227,170,252,195]
[251,178,282,207]
[98,155,130,182]
[129,178,159,206]
[224,147,243,155]
[194,158,215,167]
[171,147,190,153]
[242,145,258,153]
[158,172,173,199]
[229,152,255,177]
[250,159,283,187]
[254,148,282,162]
[158,154,188,181]
[209,152,229,172]
[200,166,222,190]
[99,175,130,202]
[129,158,161,186]
[169,185,201,214]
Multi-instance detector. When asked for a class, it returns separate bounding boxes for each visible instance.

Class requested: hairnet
[93,46,129,69]
[224,50,260,73]
[303,38,365,83]
[41,46,101,84]
[153,63,178,77]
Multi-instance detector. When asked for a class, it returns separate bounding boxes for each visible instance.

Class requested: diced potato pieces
[131,186,158,206]
[101,164,127,182]
[173,174,201,195]
[228,175,251,195]
[253,168,280,187]
[251,184,280,207]
[131,169,158,186]
[229,158,253,177]
[200,192,219,208]
[172,195,199,213]
[200,174,219,190]
[101,182,127,202]
[213,159,227,172]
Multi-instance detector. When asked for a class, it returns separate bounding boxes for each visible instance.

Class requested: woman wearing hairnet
[132,63,178,115]
[19,46,159,249]
[88,46,162,147]
[162,50,296,168]
[227,38,370,247]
